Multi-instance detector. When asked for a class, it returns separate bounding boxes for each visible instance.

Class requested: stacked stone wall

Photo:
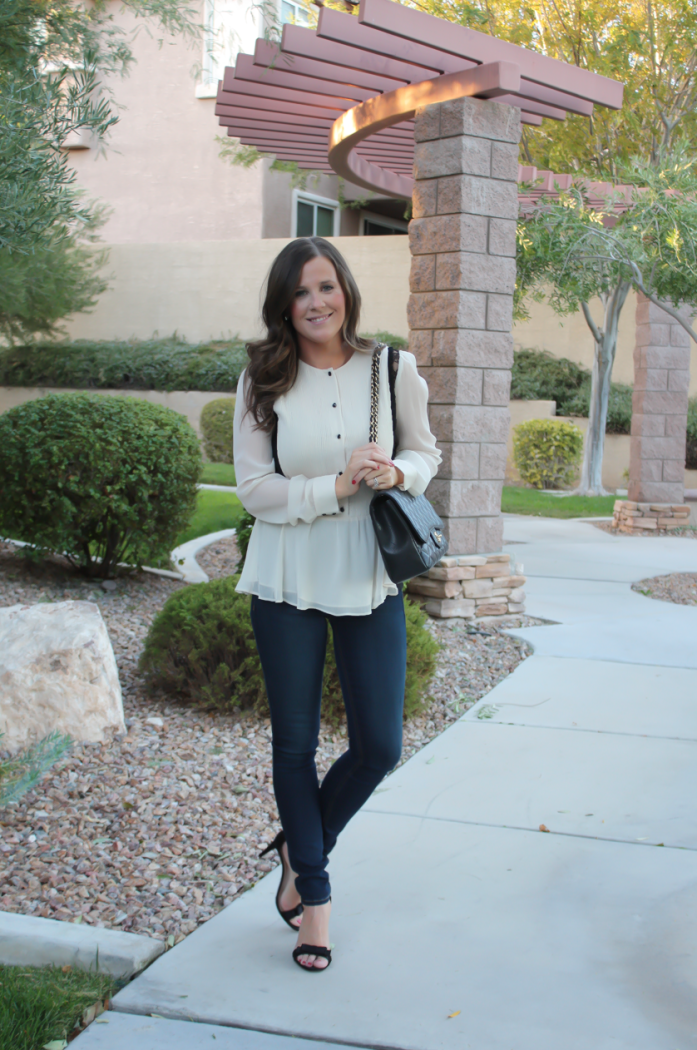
[629,295,691,503]
[407,553,525,619]
[408,96,521,556]
[612,500,691,532]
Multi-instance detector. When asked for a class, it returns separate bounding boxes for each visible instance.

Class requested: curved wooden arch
[215,0,623,198]
[328,61,520,198]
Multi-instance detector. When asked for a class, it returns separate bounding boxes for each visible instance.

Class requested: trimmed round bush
[139,576,440,723]
[513,418,584,490]
[511,348,588,409]
[200,397,235,463]
[0,393,202,577]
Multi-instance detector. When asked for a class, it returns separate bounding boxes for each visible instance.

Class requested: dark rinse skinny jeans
[250,591,406,905]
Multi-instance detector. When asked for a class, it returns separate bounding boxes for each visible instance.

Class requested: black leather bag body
[369,346,447,584]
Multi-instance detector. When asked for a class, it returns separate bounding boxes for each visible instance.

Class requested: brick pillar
[629,294,691,503]
[407,96,520,555]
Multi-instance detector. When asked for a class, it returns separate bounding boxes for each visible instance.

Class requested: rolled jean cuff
[301,894,331,906]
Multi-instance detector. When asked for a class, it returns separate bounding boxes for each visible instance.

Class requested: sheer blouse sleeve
[392,351,442,497]
[233,371,340,525]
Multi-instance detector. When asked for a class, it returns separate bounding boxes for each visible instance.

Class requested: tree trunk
[575,281,631,496]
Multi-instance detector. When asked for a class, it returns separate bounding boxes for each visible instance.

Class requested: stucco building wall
[64,236,697,397]
[63,237,412,343]
[67,6,264,244]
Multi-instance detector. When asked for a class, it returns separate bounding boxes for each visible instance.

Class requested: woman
[233,236,441,971]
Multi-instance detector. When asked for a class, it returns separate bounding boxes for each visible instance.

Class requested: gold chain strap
[369,345,382,444]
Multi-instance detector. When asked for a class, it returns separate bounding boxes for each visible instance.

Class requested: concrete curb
[170,528,238,583]
[0,910,164,978]
[1,529,239,586]
[197,483,237,492]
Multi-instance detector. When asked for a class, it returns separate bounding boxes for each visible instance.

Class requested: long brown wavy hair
[244,237,374,432]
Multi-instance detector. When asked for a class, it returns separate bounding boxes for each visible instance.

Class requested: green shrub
[362,330,409,350]
[140,576,440,723]
[511,348,633,433]
[200,397,236,463]
[511,348,588,409]
[562,380,634,433]
[234,510,255,571]
[0,337,247,392]
[0,393,202,577]
[513,418,584,490]
[687,397,697,470]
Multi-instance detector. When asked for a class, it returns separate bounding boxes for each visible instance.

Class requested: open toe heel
[292,944,332,971]
[259,830,303,931]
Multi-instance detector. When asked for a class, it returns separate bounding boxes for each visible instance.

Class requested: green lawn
[502,486,617,519]
[0,963,117,1050]
[200,462,236,486]
[175,488,245,546]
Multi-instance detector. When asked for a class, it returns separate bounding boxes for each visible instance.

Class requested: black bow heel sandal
[259,830,303,930]
[292,944,332,971]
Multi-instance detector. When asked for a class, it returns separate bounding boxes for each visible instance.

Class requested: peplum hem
[236,516,398,617]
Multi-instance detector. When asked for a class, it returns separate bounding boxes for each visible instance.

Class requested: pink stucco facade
[68,5,264,243]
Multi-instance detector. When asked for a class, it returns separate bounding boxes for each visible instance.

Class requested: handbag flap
[373,488,443,543]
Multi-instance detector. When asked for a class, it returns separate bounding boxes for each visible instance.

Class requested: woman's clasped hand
[335,441,405,499]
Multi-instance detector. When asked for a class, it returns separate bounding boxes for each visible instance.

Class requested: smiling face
[289,255,346,352]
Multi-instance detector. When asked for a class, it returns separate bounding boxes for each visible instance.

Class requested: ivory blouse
[233,345,441,616]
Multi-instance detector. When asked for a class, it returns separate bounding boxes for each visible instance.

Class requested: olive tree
[516,152,697,494]
[0,0,199,341]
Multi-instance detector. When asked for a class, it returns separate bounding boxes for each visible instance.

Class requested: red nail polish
[352,479,357,485]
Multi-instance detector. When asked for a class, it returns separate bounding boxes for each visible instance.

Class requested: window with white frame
[361,213,409,236]
[292,190,340,238]
[197,0,262,98]
[280,0,310,26]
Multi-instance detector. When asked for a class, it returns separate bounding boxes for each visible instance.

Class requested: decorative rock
[475,563,510,578]
[456,555,487,566]
[0,601,124,752]
[496,575,526,588]
[428,566,477,581]
[462,579,494,598]
[424,598,476,618]
[476,602,508,616]
[407,578,463,599]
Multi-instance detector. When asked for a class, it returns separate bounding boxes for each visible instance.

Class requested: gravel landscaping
[632,572,697,605]
[0,538,535,945]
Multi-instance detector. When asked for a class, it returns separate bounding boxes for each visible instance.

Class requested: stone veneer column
[629,294,691,503]
[407,96,521,555]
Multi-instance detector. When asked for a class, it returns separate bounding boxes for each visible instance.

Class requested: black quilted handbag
[369,346,447,584]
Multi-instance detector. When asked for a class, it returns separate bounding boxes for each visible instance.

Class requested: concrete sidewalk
[100,517,697,1050]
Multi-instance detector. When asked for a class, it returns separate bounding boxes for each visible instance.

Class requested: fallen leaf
[61,965,72,974]
[81,1001,104,1026]
[447,1011,461,1019]
[539,824,550,833]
